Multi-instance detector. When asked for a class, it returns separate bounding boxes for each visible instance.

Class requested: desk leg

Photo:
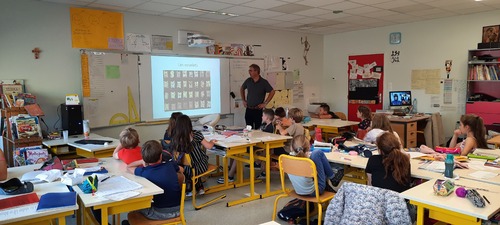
[416,203,424,225]
[227,146,260,207]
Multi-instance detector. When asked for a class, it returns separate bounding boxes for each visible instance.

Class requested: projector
[188,34,215,48]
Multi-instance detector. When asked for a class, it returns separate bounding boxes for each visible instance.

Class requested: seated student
[420,114,488,156]
[124,140,183,222]
[364,114,401,145]
[273,107,287,129]
[218,109,275,183]
[113,127,142,165]
[162,112,183,153]
[172,115,216,196]
[310,104,339,119]
[288,135,341,195]
[275,108,308,156]
[366,132,411,193]
[0,149,7,181]
[357,105,372,130]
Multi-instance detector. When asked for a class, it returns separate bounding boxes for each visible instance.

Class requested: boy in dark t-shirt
[128,140,184,220]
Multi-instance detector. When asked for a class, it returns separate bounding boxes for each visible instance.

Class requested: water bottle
[444,154,454,178]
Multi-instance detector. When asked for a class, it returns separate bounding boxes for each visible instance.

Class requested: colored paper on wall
[70,7,124,49]
[106,65,120,79]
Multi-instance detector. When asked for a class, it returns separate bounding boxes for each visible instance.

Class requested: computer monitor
[389,91,412,107]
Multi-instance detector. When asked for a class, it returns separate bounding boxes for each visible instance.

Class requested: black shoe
[325,179,337,193]
[330,168,344,187]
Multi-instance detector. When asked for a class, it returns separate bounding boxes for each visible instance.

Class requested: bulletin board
[70,7,124,50]
[81,51,140,128]
[347,53,384,121]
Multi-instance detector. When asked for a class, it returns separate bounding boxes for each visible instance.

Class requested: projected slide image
[163,70,211,111]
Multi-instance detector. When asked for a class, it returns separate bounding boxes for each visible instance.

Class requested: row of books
[1,92,37,108]
[469,64,500,80]
[13,145,49,167]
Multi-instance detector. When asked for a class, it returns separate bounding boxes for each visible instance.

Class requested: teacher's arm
[240,86,247,108]
[259,90,275,109]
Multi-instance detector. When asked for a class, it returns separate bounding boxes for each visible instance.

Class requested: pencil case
[466,189,485,208]
[467,154,497,161]
[435,146,461,154]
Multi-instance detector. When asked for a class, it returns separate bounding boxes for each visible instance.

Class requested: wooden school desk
[43,133,118,159]
[388,115,431,148]
[401,178,500,225]
[303,118,359,138]
[206,134,262,207]
[251,131,291,199]
[73,157,163,225]
[2,165,78,225]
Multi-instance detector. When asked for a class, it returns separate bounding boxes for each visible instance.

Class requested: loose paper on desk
[419,161,445,173]
[0,203,37,220]
[104,191,140,201]
[407,152,426,159]
[96,176,142,197]
[469,171,498,179]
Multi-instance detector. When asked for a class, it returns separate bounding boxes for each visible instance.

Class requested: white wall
[323,10,500,139]
[0,0,323,141]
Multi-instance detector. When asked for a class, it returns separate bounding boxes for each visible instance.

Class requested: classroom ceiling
[40,0,500,34]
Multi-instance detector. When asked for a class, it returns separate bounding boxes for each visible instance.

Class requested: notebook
[36,192,76,211]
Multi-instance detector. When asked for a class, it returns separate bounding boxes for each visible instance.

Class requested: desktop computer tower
[61,104,83,135]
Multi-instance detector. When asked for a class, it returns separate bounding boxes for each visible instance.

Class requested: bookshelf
[466,49,500,128]
[1,107,42,167]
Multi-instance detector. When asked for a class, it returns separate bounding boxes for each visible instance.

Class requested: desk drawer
[406,138,417,148]
[407,122,417,132]
[407,129,417,140]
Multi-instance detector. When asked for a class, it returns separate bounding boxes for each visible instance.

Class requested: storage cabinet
[1,107,42,167]
[466,49,500,128]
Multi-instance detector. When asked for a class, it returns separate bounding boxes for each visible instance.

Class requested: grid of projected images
[163,70,211,111]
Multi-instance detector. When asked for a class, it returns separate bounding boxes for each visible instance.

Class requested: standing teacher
[240,64,275,129]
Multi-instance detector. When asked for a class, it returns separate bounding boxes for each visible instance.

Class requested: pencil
[483,195,491,204]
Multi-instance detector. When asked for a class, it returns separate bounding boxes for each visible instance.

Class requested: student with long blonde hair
[366,132,411,193]
[364,113,401,144]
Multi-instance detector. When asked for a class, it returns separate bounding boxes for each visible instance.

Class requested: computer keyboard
[74,139,113,145]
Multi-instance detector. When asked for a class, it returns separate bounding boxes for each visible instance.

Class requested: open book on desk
[418,161,445,173]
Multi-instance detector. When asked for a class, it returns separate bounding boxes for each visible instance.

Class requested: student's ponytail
[290,135,309,157]
[461,114,488,149]
[376,132,411,185]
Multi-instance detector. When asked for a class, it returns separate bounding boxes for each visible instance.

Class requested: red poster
[347,54,384,122]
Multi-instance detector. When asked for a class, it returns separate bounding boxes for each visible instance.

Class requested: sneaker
[198,189,205,195]
[330,168,344,187]
[186,191,193,197]
[217,176,234,184]
[256,172,266,180]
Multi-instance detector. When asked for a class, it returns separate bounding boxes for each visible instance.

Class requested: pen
[483,195,491,204]
[101,176,111,182]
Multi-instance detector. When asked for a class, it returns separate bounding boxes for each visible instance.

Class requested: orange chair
[334,112,347,120]
[272,155,335,225]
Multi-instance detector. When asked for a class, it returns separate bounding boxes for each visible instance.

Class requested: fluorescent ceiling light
[181,7,239,17]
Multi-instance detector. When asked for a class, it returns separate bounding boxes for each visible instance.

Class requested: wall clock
[390,32,401,45]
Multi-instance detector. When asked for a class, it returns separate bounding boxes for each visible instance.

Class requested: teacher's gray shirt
[241,76,273,107]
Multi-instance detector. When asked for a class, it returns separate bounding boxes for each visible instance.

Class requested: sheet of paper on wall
[411,70,426,89]
[265,56,281,71]
[349,70,357,79]
[285,72,294,89]
[275,73,285,90]
[126,33,152,52]
[424,69,441,94]
[266,72,277,87]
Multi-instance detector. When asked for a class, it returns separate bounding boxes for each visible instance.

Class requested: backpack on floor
[277,198,314,223]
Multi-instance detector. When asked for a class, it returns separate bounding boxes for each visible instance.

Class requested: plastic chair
[197,114,220,127]
[128,174,186,225]
[272,155,335,225]
[334,112,347,120]
[182,153,226,210]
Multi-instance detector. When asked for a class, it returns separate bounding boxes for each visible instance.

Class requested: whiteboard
[82,52,140,128]
[229,58,265,126]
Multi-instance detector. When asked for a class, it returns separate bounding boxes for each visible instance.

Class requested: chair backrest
[279,154,321,199]
[334,112,347,120]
